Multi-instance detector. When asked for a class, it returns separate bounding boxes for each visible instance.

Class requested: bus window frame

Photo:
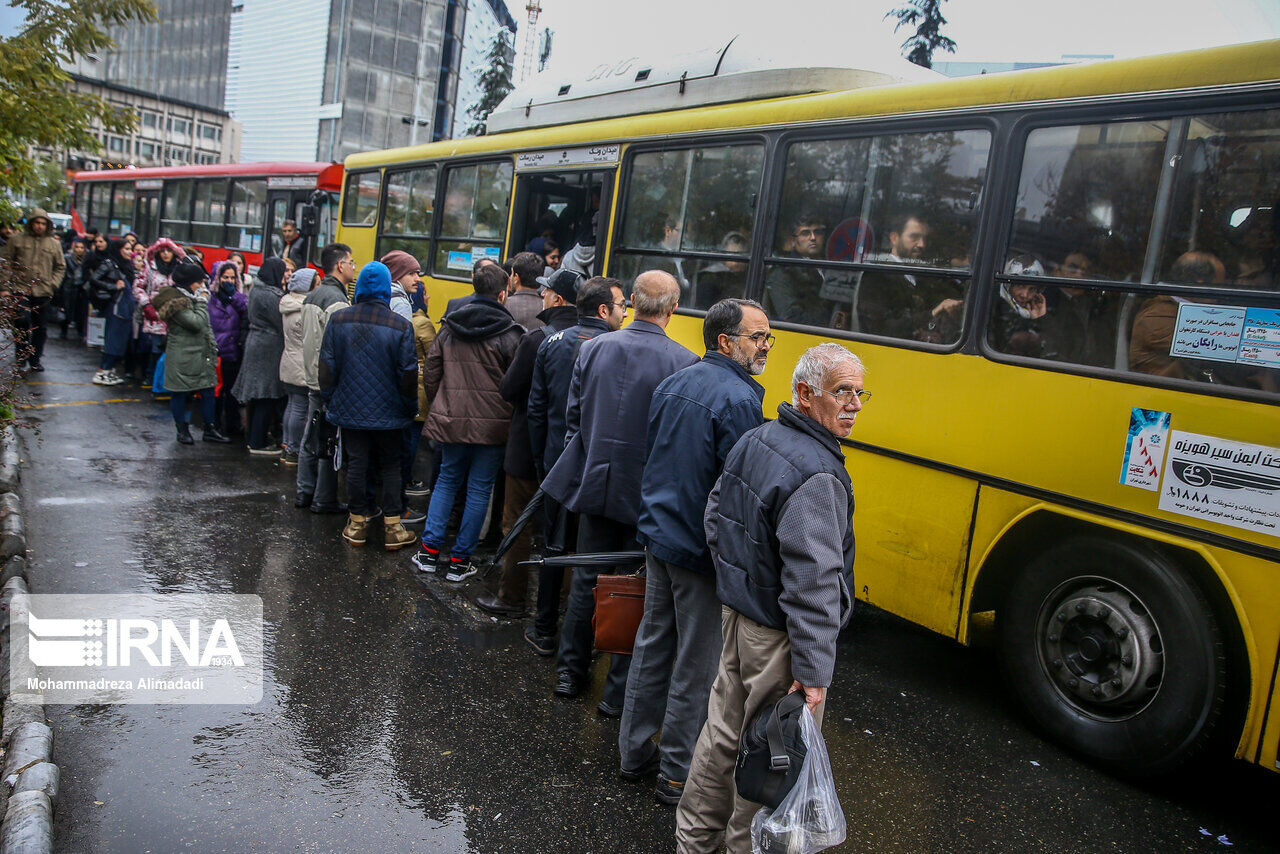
[190,178,231,248]
[608,132,772,313]
[160,178,193,244]
[342,169,382,228]
[747,116,998,351]
[226,177,269,252]
[430,155,515,283]
[981,95,1280,406]
[375,159,442,262]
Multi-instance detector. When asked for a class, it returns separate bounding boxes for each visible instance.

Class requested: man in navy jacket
[541,270,698,709]
[319,261,418,551]
[620,299,771,805]
[521,276,627,654]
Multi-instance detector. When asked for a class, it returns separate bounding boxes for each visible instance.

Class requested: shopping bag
[152,353,168,393]
[750,707,846,854]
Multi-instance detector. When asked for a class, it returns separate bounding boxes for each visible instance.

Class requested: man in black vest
[675,342,864,854]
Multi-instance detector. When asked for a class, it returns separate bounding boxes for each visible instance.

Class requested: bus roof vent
[485,33,941,135]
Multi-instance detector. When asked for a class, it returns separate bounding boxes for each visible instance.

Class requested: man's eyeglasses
[813,387,871,405]
[340,258,356,268]
[727,331,775,348]
[612,299,631,310]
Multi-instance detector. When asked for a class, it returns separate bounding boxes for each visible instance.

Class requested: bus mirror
[299,204,319,236]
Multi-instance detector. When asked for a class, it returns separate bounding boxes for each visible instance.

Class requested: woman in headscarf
[208,260,249,436]
[227,251,257,291]
[231,256,288,454]
[277,266,317,465]
[153,261,231,445]
[133,238,186,386]
[90,238,136,386]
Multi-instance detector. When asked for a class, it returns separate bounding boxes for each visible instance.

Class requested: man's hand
[788,680,825,713]
[931,298,963,318]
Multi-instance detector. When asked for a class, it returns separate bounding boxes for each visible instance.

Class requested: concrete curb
[0,428,52,854]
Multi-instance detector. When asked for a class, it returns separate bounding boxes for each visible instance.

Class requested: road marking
[21,398,144,410]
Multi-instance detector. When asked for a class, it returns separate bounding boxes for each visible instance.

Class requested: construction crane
[519,0,542,84]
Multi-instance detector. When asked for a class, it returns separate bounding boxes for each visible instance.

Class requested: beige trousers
[675,607,825,853]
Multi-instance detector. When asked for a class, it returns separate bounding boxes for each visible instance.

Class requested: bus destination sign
[516,145,621,171]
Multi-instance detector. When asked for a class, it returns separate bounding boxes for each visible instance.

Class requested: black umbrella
[518,551,646,571]
[488,489,545,567]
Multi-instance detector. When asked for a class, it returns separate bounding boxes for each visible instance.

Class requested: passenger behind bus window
[638,212,690,292]
[1039,251,1119,367]
[764,214,828,327]
[857,213,963,343]
[992,256,1048,357]
[1128,251,1225,380]
[693,232,749,307]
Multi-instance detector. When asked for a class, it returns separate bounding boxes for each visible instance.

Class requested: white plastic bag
[750,707,846,854]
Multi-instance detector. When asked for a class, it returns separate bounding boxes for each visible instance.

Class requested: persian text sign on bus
[1159,431,1280,536]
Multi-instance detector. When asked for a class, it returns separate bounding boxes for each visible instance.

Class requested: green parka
[155,287,218,392]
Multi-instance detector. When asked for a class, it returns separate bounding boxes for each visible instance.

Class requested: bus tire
[998,535,1227,776]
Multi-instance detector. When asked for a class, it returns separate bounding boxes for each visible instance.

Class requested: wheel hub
[1037,580,1164,719]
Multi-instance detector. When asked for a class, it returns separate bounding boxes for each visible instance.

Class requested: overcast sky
[526,0,1280,77]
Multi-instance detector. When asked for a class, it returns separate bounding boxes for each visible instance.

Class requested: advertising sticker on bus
[1158,431,1280,536]
[1120,408,1171,492]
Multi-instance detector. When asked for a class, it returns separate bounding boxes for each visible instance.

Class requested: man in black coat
[521,277,627,654]
[476,268,582,617]
[541,270,699,711]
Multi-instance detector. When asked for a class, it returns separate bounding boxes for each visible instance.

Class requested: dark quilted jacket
[422,296,523,446]
[319,301,417,430]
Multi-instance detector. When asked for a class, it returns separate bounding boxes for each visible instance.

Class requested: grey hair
[791,343,865,406]
[631,270,681,318]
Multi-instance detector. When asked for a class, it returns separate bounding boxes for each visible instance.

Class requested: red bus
[71,162,343,269]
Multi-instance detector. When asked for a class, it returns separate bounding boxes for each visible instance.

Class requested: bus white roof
[485,32,942,134]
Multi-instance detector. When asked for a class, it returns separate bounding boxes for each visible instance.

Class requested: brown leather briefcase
[592,573,646,655]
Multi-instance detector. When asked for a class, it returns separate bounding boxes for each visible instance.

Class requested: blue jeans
[421,443,504,560]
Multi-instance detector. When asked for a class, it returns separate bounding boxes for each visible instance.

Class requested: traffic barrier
[11,766,57,808]
[0,429,18,494]
[1,724,52,789]
[0,790,52,854]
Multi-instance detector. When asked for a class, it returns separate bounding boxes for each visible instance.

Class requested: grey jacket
[300,276,350,391]
[541,318,698,525]
[504,288,544,331]
[704,402,855,687]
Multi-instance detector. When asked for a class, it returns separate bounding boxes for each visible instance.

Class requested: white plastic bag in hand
[750,707,846,854]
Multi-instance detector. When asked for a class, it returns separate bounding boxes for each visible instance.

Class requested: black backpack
[735,690,808,810]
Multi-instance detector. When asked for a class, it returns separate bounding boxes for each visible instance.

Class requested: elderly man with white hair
[675,342,866,853]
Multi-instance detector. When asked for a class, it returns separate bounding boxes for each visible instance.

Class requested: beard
[733,349,767,376]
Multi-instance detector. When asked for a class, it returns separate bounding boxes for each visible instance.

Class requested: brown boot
[342,514,369,547]
[383,516,417,551]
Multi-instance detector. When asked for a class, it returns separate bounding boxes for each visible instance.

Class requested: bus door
[508,166,614,276]
[264,185,318,262]
[135,190,160,244]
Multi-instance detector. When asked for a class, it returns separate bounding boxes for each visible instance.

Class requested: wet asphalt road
[14,337,1280,853]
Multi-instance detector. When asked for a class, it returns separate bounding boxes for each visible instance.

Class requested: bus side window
[995,109,1280,396]
[613,143,763,310]
[763,129,989,342]
[433,160,513,279]
[378,165,437,261]
[341,171,381,227]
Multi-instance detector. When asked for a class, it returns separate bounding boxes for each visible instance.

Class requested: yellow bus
[336,39,1280,776]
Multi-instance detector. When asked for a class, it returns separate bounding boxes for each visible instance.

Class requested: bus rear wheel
[998,535,1228,776]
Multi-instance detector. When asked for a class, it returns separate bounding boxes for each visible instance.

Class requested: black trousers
[246,397,283,450]
[555,513,638,707]
[343,428,402,517]
[533,495,578,637]
[24,296,51,366]
[217,360,243,434]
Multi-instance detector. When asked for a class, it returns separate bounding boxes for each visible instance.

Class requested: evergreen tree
[886,0,956,70]
[0,0,157,221]
[466,28,515,137]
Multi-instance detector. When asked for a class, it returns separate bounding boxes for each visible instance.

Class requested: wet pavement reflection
[18,339,1280,853]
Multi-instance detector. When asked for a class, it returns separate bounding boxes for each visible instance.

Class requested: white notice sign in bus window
[1158,431,1280,537]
